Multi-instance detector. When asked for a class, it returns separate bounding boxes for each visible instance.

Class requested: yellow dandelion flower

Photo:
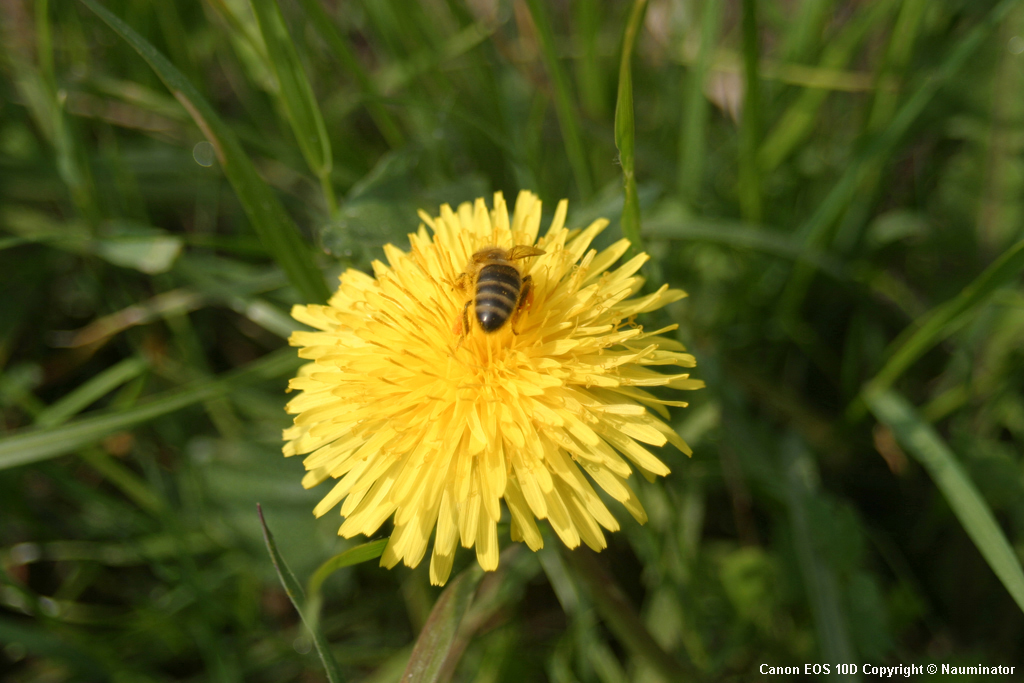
[283,191,703,585]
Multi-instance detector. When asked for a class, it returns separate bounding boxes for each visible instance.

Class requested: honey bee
[455,245,546,337]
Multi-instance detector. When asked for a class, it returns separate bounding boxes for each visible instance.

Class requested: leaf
[865,209,928,248]
[614,0,648,257]
[0,349,298,471]
[865,389,1024,614]
[80,0,330,304]
[307,540,389,597]
[258,505,345,683]
[95,235,182,274]
[303,539,388,633]
[318,150,487,262]
[2,209,182,274]
[94,221,183,274]
[402,565,483,683]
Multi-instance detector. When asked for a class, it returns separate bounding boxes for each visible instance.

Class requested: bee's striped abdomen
[475,264,521,333]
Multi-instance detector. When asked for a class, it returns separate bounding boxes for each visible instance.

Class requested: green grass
[2,0,1024,681]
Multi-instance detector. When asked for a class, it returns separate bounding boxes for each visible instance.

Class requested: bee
[455,245,546,337]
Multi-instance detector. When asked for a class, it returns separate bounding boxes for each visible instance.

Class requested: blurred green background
[2,0,1024,680]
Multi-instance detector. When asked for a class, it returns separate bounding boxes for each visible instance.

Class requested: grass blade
[562,547,691,681]
[863,0,928,134]
[977,3,1024,254]
[29,356,165,515]
[759,0,896,173]
[0,349,298,471]
[738,0,762,222]
[573,0,606,119]
[780,0,833,64]
[76,448,165,515]
[80,0,331,304]
[14,0,99,220]
[402,565,483,683]
[782,437,857,678]
[258,505,345,683]
[678,0,722,205]
[249,0,336,215]
[866,390,1024,614]
[614,0,648,257]
[525,0,592,199]
[296,0,404,149]
[862,237,1024,403]
[34,356,148,428]
[0,616,108,680]
[643,217,848,281]
[778,0,1017,318]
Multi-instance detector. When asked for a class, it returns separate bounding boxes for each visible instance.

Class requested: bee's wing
[471,247,502,264]
[506,245,546,261]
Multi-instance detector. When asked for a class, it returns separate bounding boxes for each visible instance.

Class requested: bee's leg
[511,276,534,335]
[454,272,471,293]
[453,299,472,351]
[462,299,473,336]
